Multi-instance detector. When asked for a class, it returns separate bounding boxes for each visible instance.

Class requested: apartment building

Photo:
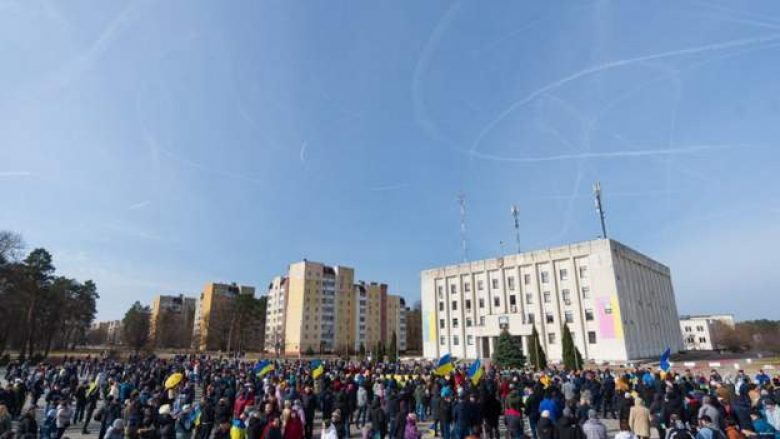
[194,282,261,351]
[421,239,683,362]
[680,314,735,351]
[150,294,196,348]
[265,260,409,356]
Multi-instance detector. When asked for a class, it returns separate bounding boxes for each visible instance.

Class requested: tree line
[0,231,99,359]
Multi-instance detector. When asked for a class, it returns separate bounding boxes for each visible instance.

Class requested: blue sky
[2,1,779,321]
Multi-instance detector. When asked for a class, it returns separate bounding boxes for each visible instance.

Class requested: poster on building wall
[596,295,624,340]
[423,310,436,343]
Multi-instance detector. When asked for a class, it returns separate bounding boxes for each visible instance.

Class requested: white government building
[679,314,735,351]
[421,239,684,363]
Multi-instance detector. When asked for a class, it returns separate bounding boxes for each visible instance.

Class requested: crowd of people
[1,354,779,439]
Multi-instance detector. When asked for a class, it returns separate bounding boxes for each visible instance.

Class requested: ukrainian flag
[467,359,484,386]
[254,360,274,377]
[434,354,454,376]
[311,359,324,379]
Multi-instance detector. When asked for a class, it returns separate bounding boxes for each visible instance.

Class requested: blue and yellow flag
[434,353,454,376]
[467,359,484,385]
[254,360,274,377]
[311,359,324,379]
[659,347,671,372]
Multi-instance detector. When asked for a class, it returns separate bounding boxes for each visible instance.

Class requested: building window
[562,289,571,305]
[491,278,499,289]
[545,313,554,324]
[507,276,515,290]
[438,302,444,312]
[465,299,472,310]
[582,286,590,299]
[477,298,485,309]
[451,301,458,311]
[493,296,500,307]
[464,282,471,292]
[696,325,704,332]
[579,266,588,278]
[564,311,574,323]
[440,336,446,345]
[509,295,517,306]
[450,284,456,294]
[467,335,474,345]
[699,337,706,343]
[438,286,443,297]
[452,318,459,328]
[559,268,568,281]
[524,274,531,285]
[525,293,534,304]
[548,333,556,344]
[543,291,551,303]
[439,319,445,329]
[685,326,691,332]
[477,280,484,291]
[527,313,535,324]
[466,318,472,327]
[453,335,460,346]
[588,331,597,344]
[585,309,594,321]
[604,304,613,314]
[479,316,485,326]
[541,271,550,283]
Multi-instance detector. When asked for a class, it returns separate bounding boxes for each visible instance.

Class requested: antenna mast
[510,204,521,253]
[457,192,468,262]
[593,181,608,239]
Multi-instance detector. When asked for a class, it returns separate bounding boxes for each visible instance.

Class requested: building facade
[680,314,735,351]
[150,294,197,348]
[265,260,409,356]
[421,239,683,363]
[194,282,262,351]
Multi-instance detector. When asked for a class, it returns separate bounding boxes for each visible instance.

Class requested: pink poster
[597,297,615,339]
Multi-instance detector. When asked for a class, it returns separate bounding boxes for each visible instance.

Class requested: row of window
[439,266,588,295]
[439,330,598,347]
[683,325,706,333]
[440,286,592,310]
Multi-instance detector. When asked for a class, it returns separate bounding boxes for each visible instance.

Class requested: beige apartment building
[150,294,197,348]
[265,260,410,356]
[193,282,262,351]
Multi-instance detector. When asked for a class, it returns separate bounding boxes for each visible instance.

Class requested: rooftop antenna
[510,204,521,254]
[593,181,608,239]
[457,192,468,262]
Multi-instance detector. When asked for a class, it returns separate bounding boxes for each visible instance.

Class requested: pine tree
[528,326,547,370]
[387,331,397,362]
[561,324,578,370]
[492,329,526,368]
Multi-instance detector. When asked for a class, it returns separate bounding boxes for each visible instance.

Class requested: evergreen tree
[528,326,547,370]
[122,301,151,352]
[492,329,526,368]
[387,331,397,362]
[561,324,579,370]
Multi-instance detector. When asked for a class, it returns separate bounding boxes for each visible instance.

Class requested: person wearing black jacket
[369,398,387,439]
[555,408,583,439]
[198,396,215,439]
[16,408,38,439]
[301,386,317,439]
[481,391,501,439]
[537,411,555,439]
[527,386,543,439]
[438,395,453,439]
[82,386,99,434]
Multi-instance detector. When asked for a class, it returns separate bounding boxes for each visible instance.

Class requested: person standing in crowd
[629,398,652,439]
[581,410,607,439]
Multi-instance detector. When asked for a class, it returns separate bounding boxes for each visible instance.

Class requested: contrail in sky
[467,144,748,164]
[469,33,780,156]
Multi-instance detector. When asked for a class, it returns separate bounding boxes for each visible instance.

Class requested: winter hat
[588,409,597,420]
